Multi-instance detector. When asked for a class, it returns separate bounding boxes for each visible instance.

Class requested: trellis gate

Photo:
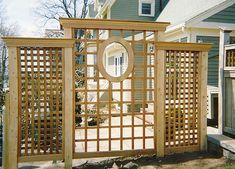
[3,19,211,169]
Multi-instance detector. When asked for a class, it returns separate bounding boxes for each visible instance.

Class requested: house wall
[204,3,235,24]
[163,30,190,42]
[110,0,169,21]
[196,35,235,87]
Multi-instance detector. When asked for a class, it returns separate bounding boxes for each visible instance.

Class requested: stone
[122,162,139,169]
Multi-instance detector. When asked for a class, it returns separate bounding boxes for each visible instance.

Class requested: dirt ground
[19,151,235,169]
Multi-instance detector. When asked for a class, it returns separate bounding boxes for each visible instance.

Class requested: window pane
[142,3,151,15]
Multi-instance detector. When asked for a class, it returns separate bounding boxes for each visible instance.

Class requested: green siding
[111,0,169,21]
[204,4,235,24]
[208,56,219,87]
[196,36,235,87]
[196,36,219,87]
[196,36,219,58]
[180,37,187,42]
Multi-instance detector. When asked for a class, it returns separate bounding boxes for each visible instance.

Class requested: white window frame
[114,53,124,77]
[138,0,155,17]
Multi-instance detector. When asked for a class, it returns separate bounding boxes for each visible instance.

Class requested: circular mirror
[97,36,134,82]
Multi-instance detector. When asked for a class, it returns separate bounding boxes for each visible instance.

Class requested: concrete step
[207,127,235,160]
[208,134,235,153]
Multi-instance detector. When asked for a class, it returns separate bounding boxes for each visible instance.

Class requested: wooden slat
[96,29,100,152]
[60,18,169,31]
[142,31,147,149]
[73,149,156,159]
[3,37,74,48]
[155,42,212,52]
[84,29,88,153]
[165,145,200,155]
[19,154,63,163]
[37,48,41,154]
[131,30,135,150]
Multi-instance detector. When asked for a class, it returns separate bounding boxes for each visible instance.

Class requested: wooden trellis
[3,19,211,169]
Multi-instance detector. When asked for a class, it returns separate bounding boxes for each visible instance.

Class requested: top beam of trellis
[2,37,75,47]
[60,18,170,31]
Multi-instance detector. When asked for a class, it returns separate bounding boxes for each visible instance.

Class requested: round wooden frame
[97,36,134,82]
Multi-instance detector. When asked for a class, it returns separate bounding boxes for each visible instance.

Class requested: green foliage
[87,109,107,126]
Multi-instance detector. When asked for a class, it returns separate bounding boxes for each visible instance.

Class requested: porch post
[218,29,231,134]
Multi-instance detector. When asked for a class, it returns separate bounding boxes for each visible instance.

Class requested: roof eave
[185,0,235,28]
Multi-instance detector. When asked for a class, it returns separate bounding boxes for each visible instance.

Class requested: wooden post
[218,29,231,134]
[8,47,19,168]
[64,47,73,169]
[155,49,166,157]
[64,28,73,38]
[199,51,208,151]
[3,92,9,169]
[63,27,73,169]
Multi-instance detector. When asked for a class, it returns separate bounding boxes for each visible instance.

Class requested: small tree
[0,0,18,125]
[35,0,92,127]
[35,0,90,25]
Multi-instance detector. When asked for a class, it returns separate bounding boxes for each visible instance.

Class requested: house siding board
[196,36,219,58]
[181,37,187,42]
[196,36,219,87]
[208,56,219,87]
[110,0,169,21]
[204,3,235,24]
[195,36,235,87]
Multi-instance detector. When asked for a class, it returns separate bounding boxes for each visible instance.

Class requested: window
[139,0,155,17]
[142,3,151,15]
[114,53,124,76]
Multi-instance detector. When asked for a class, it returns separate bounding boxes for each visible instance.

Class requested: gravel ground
[19,151,235,169]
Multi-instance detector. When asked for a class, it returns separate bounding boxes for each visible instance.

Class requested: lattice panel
[226,49,235,67]
[18,47,63,156]
[165,50,199,151]
[74,29,156,155]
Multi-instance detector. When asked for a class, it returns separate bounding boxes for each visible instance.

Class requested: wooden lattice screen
[165,50,200,154]
[3,19,210,169]
[73,29,156,158]
[18,47,63,157]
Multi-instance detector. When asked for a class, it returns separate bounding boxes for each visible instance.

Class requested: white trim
[225,44,235,50]
[186,0,235,27]
[164,0,235,33]
[138,0,155,17]
[95,0,116,18]
[165,23,185,33]
[189,21,235,30]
